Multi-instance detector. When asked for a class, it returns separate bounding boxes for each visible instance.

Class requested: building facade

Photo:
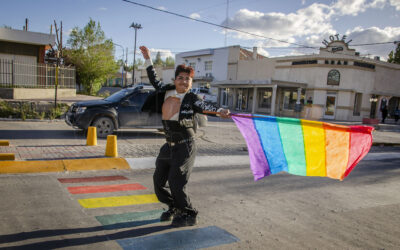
[210,40,400,121]
[175,46,265,97]
[0,27,75,99]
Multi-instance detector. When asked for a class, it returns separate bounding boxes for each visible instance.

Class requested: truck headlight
[76,107,87,114]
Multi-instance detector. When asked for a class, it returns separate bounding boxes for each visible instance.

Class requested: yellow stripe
[0,153,15,161]
[63,158,130,171]
[0,140,10,146]
[78,194,159,208]
[0,160,64,173]
[301,120,326,176]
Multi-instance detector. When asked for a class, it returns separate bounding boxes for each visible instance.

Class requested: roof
[0,27,55,46]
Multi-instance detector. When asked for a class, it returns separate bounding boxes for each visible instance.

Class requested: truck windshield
[104,88,135,102]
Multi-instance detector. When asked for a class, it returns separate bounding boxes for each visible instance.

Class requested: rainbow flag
[232,114,374,181]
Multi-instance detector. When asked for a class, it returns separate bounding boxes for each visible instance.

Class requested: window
[189,62,196,69]
[205,61,212,71]
[327,69,340,85]
[283,90,297,110]
[325,60,329,64]
[353,93,362,116]
[291,60,317,65]
[221,88,230,106]
[354,61,375,69]
[257,88,272,109]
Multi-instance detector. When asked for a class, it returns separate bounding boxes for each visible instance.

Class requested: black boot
[160,207,176,222]
[171,211,197,227]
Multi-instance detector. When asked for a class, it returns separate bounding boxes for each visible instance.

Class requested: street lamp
[113,43,125,87]
[130,22,142,85]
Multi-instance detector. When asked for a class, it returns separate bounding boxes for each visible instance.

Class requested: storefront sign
[322,34,352,47]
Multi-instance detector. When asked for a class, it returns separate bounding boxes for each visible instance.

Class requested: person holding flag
[139,46,230,227]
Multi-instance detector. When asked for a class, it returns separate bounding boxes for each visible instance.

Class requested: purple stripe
[232,115,271,180]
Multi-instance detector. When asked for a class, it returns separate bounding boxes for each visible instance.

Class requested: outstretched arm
[193,95,231,118]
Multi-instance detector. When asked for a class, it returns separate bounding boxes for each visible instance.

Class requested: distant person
[394,107,399,123]
[139,46,230,227]
[381,105,388,123]
[306,97,313,105]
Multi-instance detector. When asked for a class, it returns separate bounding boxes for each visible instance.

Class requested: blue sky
[1,0,399,63]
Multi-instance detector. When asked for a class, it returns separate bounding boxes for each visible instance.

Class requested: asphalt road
[0,120,400,249]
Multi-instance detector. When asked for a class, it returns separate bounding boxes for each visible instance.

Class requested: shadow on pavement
[0,223,171,249]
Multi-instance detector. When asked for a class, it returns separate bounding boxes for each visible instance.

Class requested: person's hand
[139,46,150,59]
[219,109,231,119]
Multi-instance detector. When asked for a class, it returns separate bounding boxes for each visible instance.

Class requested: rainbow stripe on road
[58,175,128,183]
[78,194,159,208]
[68,183,147,194]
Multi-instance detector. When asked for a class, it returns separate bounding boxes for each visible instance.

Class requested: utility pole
[130,22,142,85]
[53,20,63,109]
[113,43,125,87]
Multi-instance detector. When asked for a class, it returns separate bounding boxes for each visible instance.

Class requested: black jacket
[142,65,219,128]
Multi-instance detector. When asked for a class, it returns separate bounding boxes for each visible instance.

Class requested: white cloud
[98,7,107,11]
[345,26,400,59]
[302,0,306,5]
[157,6,166,11]
[148,48,174,59]
[189,13,201,19]
[332,0,386,16]
[389,0,400,10]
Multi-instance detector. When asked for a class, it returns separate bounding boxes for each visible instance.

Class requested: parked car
[191,87,217,104]
[65,85,207,137]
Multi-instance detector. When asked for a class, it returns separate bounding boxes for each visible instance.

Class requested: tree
[165,56,175,67]
[153,52,163,66]
[65,18,119,95]
[388,42,400,64]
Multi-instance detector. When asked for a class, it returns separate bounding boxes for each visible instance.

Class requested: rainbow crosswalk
[58,175,239,249]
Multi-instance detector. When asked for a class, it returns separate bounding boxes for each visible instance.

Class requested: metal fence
[0,59,75,88]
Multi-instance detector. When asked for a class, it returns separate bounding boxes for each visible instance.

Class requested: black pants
[153,140,197,215]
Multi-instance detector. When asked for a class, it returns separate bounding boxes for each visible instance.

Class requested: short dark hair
[175,64,194,78]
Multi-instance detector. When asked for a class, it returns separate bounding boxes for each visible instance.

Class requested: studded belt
[166,138,194,147]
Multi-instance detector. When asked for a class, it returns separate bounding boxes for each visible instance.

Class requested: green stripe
[277,117,307,176]
[96,209,164,229]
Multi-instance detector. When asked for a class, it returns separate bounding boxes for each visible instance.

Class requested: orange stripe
[323,123,350,179]
[68,183,147,194]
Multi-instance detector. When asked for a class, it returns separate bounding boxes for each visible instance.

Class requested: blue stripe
[117,226,239,250]
[253,115,288,174]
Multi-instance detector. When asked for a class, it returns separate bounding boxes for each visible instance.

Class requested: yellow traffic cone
[105,135,118,157]
[86,126,97,146]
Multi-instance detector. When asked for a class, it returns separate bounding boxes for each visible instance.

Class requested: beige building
[212,40,400,121]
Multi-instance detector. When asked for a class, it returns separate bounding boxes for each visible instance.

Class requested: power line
[121,0,314,49]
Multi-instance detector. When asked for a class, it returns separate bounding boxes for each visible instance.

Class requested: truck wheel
[92,117,114,138]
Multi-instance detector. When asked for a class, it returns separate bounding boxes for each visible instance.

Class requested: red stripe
[341,125,374,179]
[58,176,128,183]
[68,183,147,194]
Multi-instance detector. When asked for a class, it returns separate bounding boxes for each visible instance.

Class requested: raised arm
[139,46,163,89]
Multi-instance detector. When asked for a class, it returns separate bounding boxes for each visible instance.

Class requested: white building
[175,46,265,96]
[209,39,400,122]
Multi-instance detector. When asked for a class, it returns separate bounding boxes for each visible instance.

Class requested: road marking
[96,209,163,229]
[67,183,147,194]
[117,226,239,250]
[78,194,159,208]
[58,175,128,183]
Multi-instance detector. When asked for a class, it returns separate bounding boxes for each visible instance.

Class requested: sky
[1,0,399,63]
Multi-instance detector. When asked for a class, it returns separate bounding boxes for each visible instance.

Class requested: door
[235,88,250,111]
[324,93,337,119]
[118,91,152,127]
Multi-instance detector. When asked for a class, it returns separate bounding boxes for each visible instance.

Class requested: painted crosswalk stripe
[96,209,163,229]
[117,226,239,250]
[67,183,147,194]
[58,175,128,183]
[78,194,159,208]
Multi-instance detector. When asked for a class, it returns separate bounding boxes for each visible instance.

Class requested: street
[0,120,399,249]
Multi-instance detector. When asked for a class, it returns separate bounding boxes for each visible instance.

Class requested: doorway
[324,93,337,119]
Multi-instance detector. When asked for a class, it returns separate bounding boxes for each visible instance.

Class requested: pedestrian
[139,46,230,227]
[381,105,388,123]
[394,107,399,123]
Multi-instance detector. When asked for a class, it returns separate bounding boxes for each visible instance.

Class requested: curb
[0,157,130,174]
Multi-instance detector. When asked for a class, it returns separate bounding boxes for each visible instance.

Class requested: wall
[2,88,76,99]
